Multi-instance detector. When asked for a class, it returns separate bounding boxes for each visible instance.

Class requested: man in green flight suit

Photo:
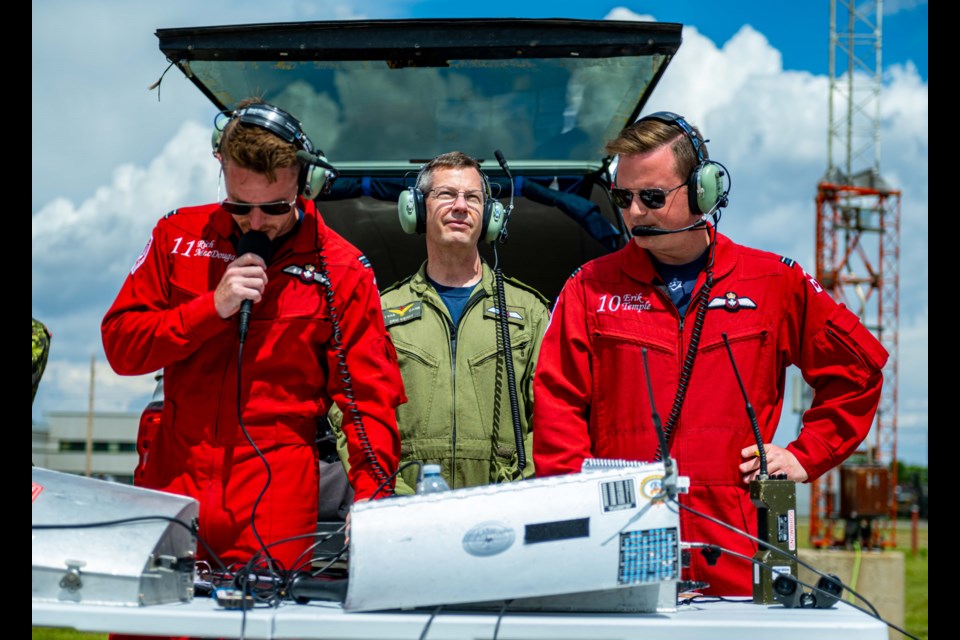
[332,151,551,494]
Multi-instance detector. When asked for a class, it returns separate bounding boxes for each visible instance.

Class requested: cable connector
[215,587,254,610]
[701,545,722,566]
[677,580,710,594]
[660,458,690,499]
[680,541,721,566]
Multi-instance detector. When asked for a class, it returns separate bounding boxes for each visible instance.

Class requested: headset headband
[640,111,706,163]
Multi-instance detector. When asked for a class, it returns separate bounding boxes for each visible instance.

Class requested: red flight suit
[102,200,403,574]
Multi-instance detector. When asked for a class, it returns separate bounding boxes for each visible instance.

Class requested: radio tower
[809,0,901,548]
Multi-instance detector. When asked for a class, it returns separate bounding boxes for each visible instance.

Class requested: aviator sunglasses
[220,197,298,216]
[610,183,686,210]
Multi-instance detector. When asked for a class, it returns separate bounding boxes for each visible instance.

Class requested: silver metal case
[32,467,199,607]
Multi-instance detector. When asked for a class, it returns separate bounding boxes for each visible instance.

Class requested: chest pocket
[271,280,327,319]
[239,273,334,376]
[392,340,443,437]
[169,262,223,306]
[466,336,533,437]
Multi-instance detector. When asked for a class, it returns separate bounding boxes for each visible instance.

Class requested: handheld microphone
[236,230,274,343]
[494,149,514,244]
[631,216,708,237]
[720,332,798,604]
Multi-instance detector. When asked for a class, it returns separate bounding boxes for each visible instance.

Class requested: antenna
[494,149,514,244]
[641,347,677,498]
[721,333,768,479]
[720,333,798,604]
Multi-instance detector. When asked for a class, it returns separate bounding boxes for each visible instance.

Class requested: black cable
[236,338,276,571]
[313,240,393,491]
[667,496,881,618]
[197,528,351,606]
[287,524,348,576]
[655,224,718,461]
[307,545,349,579]
[418,605,444,640]
[394,459,425,494]
[489,151,525,475]
[235,551,287,607]
[721,332,769,477]
[32,515,228,574]
[289,460,422,580]
[490,261,507,479]
[679,594,753,606]
[682,540,918,640]
[493,264,526,473]
[492,600,511,640]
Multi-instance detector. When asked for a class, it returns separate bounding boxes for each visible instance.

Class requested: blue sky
[404,0,928,80]
[32,1,927,466]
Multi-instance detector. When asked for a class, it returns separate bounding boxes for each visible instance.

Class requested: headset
[636,111,729,215]
[212,102,332,199]
[397,162,506,244]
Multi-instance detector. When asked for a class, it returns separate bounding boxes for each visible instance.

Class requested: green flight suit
[332,261,550,494]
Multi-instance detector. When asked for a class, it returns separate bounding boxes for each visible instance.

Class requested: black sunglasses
[220,198,297,216]
[611,183,686,210]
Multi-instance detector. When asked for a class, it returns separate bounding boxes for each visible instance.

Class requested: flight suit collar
[620,229,737,285]
[409,259,493,296]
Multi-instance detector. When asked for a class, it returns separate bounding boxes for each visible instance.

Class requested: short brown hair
[218,98,300,183]
[417,151,486,196]
[605,117,708,183]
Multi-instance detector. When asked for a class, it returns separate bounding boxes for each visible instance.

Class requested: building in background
[32,411,138,484]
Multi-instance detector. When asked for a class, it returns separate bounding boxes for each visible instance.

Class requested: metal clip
[59,559,86,592]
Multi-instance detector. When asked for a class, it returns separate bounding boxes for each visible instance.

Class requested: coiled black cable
[492,248,525,473]
[655,226,719,461]
[313,243,393,491]
[655,275,712,461]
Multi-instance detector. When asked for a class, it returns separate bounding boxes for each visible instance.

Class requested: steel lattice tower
[809,0,901,548]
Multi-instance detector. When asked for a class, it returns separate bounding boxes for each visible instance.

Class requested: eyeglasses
[428,187,485,211]
[220,198,298,216]
[611,183,686,210]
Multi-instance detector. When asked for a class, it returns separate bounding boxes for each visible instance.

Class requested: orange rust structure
[810,179,901,549]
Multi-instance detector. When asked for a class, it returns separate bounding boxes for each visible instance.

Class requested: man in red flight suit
[532,112,888,596]
[102,100,404,587]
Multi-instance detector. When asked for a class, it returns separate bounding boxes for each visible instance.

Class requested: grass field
[34,518,929,640]
[796,517,928,640]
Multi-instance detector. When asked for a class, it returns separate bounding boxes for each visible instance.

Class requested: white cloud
[33,121,217,418]
[884,0,927,15]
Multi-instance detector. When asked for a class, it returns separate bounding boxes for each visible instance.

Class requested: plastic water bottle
[416,464,450,494]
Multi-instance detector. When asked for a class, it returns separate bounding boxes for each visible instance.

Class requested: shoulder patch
[358,255,372,269]
[383,300,422,327]
[130,236,153,275]
[163,209,178,219]
[779,256,796,268]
